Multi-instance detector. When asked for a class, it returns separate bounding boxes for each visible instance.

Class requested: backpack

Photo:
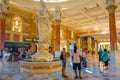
[60,51,64,60]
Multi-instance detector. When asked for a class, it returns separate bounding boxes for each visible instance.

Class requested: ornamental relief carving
[0,0,9,16]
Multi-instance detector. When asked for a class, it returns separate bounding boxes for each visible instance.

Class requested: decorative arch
[12,16,23,32]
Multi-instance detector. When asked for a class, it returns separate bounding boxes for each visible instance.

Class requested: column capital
[54,20,61,26]
[0,14,7,19]
[106,5,117,13]
[106,0,117,13]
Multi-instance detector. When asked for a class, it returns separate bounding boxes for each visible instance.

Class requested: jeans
[62,60,66,68]
[82,58,87,67]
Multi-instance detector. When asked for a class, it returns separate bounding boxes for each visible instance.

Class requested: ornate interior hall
[0,0,120,80]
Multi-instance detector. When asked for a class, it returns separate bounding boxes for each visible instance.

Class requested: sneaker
[62,75,68,78]
[79,76,83,79]
[74,76,78,79]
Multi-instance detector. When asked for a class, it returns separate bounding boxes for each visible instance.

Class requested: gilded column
[66,29,70,52]
[88,36,92,51]
[94,40,98,52]
[10,32,14,41]
[0,15,6,49]
[78,37,81,50]
[0,0,9,49]
[106,0,118,70]
[30,14,38,53]
[106,0,117,50]
[51,24,56,51]
[20,33,23,42]
[53,6,61,51]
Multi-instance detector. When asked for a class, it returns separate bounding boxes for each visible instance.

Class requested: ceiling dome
[10,0,92,10]
[33,0,70,3]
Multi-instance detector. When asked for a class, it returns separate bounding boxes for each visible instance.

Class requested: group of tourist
[18,49,31,60]
[60,44,110,79]
[0,44,110,79]
[60,45,86,79]
[0,48,32,65]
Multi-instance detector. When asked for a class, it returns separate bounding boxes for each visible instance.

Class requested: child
[66,52,70,70]
[82,50,87,68]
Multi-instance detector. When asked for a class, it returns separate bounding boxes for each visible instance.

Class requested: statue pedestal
[19,60,62,74]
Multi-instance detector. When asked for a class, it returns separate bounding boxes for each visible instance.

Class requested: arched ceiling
[9,0,120,41]
[10,0,93,10]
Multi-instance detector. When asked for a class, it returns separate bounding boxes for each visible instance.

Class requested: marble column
[51,25,56,51]
[55,20,61,51]
[106,2,117,50]
[0,15,6,49]
[106,0,117,72]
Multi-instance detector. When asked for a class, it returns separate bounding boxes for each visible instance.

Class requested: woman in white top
[72,45,82,79]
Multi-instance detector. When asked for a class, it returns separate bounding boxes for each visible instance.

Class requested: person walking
[102,49,109,70]
[98,49,103,65]
[82,50,87,68]
[72,45,82,79]
[66,52,70,70]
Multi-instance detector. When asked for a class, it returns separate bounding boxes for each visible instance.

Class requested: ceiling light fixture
[96,15,107,20]
[84,4,99,10]
[94,25,98,30]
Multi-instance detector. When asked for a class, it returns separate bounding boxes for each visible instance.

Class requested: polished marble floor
[0,54,120,80]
